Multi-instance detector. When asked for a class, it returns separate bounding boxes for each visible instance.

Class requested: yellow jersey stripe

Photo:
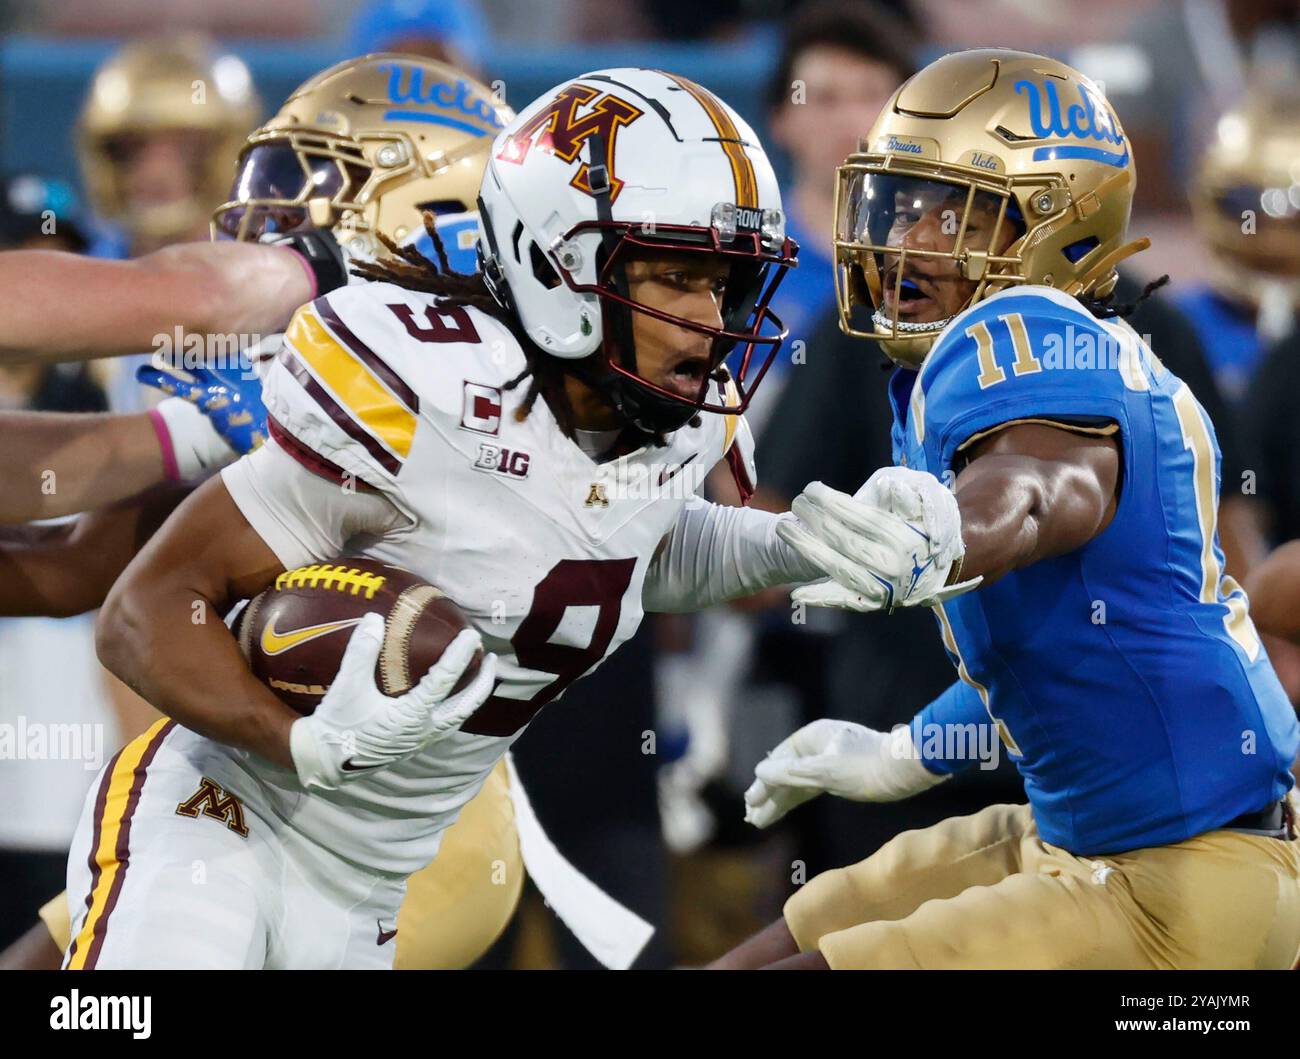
[285,309,418,461]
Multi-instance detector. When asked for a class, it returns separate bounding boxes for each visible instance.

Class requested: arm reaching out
[779,423,1120,612]
[0,231,345,365]
[953,422,1119,585]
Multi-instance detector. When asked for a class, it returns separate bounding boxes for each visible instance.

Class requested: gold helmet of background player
[834,48,1149,366]
[77,34,261,245]
[1192,86,1300,323]
[213,53,513,256]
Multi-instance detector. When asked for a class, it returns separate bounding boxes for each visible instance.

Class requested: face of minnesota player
[879,184,1018,324]
[621,249,731,402]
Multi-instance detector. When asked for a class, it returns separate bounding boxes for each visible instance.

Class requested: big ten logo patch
[175,777,249,837]
[461,382,503,435]
[474,442,531,479]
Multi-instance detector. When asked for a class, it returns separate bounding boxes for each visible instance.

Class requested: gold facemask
[835,48,1149,366]
[212,53,513,257]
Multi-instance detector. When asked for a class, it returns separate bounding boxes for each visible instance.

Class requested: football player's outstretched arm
[0,237,332,365]
[952,421,1120,585]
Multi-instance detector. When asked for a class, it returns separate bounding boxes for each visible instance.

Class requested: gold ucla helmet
[835,48,1149,365]
[213,53,512,256]
[1192,87,1300,321]
[78,34,261,243]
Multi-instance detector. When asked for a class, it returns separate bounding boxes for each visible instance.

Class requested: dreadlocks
[1078,273,1171,320]
[350,211,581,437]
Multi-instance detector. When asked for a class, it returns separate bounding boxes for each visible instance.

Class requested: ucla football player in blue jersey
[714,49,1300,970]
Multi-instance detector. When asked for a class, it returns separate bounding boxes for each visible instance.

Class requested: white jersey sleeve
[221,437,407,571]
[258,284,433,505]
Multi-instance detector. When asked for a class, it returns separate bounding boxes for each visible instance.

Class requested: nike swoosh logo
[260,616,362,657]
[658,452,698,486]
[376,920,398,946]
[341,758,383,773]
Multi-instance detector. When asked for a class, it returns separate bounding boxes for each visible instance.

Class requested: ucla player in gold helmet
[78,34,262,256]
[719,49,1300,970]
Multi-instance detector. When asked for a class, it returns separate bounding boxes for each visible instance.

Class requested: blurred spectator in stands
[1079,0,1300,210]
[1179,86,1300,407]
[756,0,917,431]
[348,0,490,77]
[0,174,121,951]
[30,0,316,38]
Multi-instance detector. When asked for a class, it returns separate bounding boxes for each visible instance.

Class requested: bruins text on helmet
[1192,86,1300,337]
[213,52,512,263]
[477,68,798,435]
[78,33,262,247]
[833,48,1149,366]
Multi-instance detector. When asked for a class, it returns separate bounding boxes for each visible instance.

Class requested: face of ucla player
[106,128,218,250]
[564,248,731,431]
[879,183,1018,326]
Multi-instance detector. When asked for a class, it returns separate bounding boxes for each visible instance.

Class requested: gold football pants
[784,799,1300,969]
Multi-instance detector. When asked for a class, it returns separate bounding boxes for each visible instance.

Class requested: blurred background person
[347,0,491,76]
[0,174,126,951]
[757,0,916,429]
[76,33,262,413]
[77,34,261,259]
[1181,87,1300,408]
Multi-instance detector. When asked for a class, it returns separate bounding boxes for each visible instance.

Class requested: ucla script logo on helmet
[495,83,645,201]
[1013,78,1128,167]
[378,62,506,138]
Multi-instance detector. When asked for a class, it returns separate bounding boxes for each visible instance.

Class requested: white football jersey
[217,281,754,874]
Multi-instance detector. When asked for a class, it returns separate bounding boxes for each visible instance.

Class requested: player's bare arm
[1244,540,1300,643]
[96,475,297,767]
[953,421,1120,586]
[0,409,165,523]
[0,483,186,617]
[0,238,331,365]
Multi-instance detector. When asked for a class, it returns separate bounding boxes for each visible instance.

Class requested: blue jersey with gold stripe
[897,286,1298,855]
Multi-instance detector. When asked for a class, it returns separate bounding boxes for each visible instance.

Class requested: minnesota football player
[76,68,930,969]
[1,54,542,972]
[720,49,1300,970]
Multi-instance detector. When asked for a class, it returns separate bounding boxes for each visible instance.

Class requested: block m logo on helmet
[495,84,644,201]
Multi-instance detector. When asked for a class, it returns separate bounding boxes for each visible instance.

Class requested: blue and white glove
[777,468,981,612]
[139,359,269,480]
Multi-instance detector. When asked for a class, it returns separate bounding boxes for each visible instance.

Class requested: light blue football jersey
[899,285,1298,855]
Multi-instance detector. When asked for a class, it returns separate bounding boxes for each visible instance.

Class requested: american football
[231,560,481,715]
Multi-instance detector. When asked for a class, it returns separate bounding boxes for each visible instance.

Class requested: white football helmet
[477,68,796,433]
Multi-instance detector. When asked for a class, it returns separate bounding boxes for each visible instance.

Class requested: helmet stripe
[659,72,758,207]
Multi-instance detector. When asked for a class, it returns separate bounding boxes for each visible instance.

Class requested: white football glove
[743,719,948,829]
[777,469,981,613]
[289,613,498,792]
